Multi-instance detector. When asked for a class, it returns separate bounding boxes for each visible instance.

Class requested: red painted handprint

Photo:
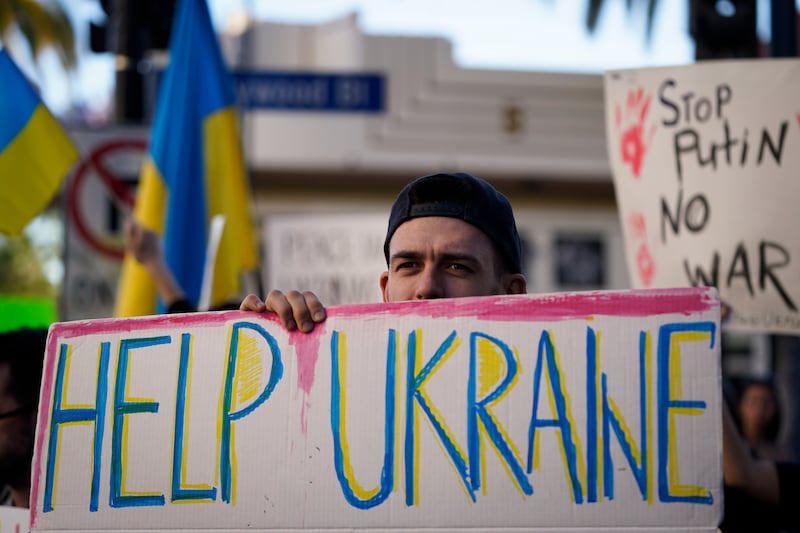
[627,211,655,287]
[615,88,656,179]
[635,243,655,287]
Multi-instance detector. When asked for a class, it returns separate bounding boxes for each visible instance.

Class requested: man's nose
[415,266,444,300]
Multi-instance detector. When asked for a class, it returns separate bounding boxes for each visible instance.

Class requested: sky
[11,0,794,117]
[22,0,792,117]
[210,0,695,71]
[22,0,710,117]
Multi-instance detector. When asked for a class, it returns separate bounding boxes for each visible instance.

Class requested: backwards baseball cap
[384,172,523,274]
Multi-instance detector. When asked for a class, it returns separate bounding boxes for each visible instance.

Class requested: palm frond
[0,3,13,33]
[42,1,75,67]
[0,0,76,70]
[586,0,603,33]
[585,0,661,45]
[644,0,658,45]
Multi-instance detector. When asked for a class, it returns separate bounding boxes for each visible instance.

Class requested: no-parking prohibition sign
[63,128,148,320]
[67,138,146,259]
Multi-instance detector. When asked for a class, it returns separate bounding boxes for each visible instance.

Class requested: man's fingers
[264,289,300,331]
[303,291,327,322]
[239,293,266,312]
[284,290,315,332]
[241,290,327,333]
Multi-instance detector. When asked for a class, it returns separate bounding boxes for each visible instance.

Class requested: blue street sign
[233,71,386,112]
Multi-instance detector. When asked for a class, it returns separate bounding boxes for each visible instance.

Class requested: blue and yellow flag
[115,0,258,316]
[0,48,78,236]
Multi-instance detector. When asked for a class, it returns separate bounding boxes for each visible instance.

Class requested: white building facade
[220,14,629,302]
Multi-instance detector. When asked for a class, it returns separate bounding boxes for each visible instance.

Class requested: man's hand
[240,290,327,333]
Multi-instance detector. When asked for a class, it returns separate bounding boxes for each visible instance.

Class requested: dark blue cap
[384,172,523,274]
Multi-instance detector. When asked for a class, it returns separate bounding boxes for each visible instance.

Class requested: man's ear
[379,271,390,302]
[504,273,527,295]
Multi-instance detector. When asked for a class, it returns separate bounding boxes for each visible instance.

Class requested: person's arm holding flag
[123,219,195,313]
[114,0,259,317]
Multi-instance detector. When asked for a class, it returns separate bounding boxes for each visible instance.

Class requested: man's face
[0,362,36,486]
[380,216,526,302]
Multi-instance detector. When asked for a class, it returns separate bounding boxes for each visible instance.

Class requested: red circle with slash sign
[67,138,147,260]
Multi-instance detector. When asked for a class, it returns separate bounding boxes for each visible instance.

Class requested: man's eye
[448,263,470,272]
[396,261,418,270]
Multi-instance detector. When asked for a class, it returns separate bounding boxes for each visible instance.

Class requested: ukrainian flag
[114,0,258,316]
[0,48,78,236]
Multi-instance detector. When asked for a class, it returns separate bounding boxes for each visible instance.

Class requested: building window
[554,235,605,289]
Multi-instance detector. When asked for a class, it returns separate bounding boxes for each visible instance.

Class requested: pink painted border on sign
[329,286,718,321]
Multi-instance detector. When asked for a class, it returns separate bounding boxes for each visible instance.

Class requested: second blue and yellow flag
[115,0,258,316]
[0,48,78,236]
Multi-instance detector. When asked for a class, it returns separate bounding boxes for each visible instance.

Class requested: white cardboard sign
[604,59,800,334]
[31,288,721,532]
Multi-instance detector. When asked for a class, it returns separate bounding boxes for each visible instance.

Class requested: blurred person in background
[735,377,795,462]
[719,307,798,532]
[0,328,47,507]
[722,398,800,532]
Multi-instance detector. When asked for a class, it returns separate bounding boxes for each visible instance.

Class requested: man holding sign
[241,171,528,322]
[33,170,723,531]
